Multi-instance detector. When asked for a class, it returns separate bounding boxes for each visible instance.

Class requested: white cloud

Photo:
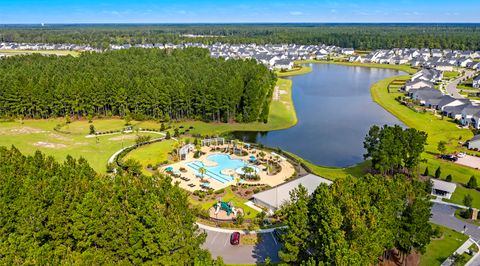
[290,11,303,16]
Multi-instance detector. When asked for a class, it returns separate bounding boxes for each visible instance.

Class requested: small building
[179,144,195,160]
[468,135,480,150]
[473,76,480,89]
[251,174,332,212]
[431,179,457,199]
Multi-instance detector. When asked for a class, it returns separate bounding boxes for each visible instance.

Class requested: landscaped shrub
[445,175,452,182]
[214,188,225,195]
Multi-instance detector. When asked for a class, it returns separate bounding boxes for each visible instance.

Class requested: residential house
[409,87,443,105]
[467,135,480,150]
[473,76,480,89]
[404,80,434,92]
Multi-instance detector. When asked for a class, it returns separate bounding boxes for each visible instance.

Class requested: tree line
[278,174,433,265]
[0,48,276,123]
[1,24,480,50]
[0,146,223,264]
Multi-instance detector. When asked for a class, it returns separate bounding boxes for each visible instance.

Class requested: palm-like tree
[198,167,207,180]
[242,166,254,178]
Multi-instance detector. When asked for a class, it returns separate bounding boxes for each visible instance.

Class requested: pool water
[187,154,258,184]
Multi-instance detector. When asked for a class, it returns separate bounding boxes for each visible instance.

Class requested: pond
[232,63,405,167]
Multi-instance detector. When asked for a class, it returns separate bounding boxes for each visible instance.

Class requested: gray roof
[252,174,332,209]
[431,179,456,193]
[469,134,480,143]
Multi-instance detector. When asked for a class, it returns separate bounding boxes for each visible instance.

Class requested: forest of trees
[1,23,480,50]
[0,146,223,264]
[363,125,428,175]
[0,48,276,122]
[278,175,433,265]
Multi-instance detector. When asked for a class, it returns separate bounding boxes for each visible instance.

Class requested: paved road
[445,70,475,99]
[431,203,480,241]
[202,229,282,264]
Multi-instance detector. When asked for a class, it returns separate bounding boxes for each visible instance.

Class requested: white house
[468,135,480,150]
[404,80,434,92]
[431,179,456,199]
[473,76,480,89]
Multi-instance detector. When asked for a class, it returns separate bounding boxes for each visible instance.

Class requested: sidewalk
[431,198,468,209]
[196,222,286,234]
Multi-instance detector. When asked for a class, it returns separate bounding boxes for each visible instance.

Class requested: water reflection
[232,64,405,167]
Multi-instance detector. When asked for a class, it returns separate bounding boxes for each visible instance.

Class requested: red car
[230,232,240,245]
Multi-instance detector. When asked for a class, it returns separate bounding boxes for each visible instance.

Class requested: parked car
[441,154,458,162]
[457,152,466,158]
[230,232,240,245]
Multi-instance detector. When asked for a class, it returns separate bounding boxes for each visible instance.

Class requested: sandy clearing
[48,133,72,141]
[33,141,67,149]
[108,134,138,141]
[0,126,47,135]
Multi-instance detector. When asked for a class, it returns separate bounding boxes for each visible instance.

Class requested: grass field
[275,65,312,77]
[0,119,159,172]
[420,225,468,266]
[123,139,176,173]
[445,185,480,209]
[0,49,80,57]
[443,71,461,80]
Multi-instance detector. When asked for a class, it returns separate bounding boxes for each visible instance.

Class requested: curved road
[445,70,475,99]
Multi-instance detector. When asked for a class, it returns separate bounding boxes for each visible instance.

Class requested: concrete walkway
[441,238,477,266]
[196,222,286,234]
[445,70,476,99]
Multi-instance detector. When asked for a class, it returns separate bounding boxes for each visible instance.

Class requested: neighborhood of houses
[2,41,480,148]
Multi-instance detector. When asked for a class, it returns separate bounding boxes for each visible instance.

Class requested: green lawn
[189,187,259,219]
[0,119,160,172]
[443,71,460,80]
[286,152,368,180]
[445,185,480,209]
[124,139,176,167]
[420,225,468,266]
[275,65,312,77]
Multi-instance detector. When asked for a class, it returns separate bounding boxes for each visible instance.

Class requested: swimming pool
[187,154,258,184]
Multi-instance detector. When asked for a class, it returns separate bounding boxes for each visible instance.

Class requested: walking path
[441,238,476,266]
[445,70,476,99]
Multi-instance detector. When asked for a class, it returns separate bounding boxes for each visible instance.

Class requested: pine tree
[435,167,441,179]
[468,176,477,189]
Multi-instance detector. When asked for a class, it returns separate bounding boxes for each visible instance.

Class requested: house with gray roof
[431,179,456,199]
[251,174,332,211]
[473,75,480,89]
[409,87,443,105]
[468,135,480,150]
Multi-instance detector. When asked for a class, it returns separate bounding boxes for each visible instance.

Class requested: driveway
[445,70,475,99]
[201,229,282,264]
[430,203,480,241]
[456,155,480,170]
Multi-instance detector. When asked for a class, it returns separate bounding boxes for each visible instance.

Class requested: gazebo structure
[179,144,195,160]
[201,137,225,147]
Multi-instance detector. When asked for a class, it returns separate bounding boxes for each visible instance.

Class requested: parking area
[455,155,480,169]
[202,229,282,264]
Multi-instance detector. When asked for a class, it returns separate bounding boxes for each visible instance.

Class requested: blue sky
[1,0,479,24]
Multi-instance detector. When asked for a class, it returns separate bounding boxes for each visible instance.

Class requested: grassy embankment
[275,65,312,77]
[370,74,480,207]
[419,225,468,266]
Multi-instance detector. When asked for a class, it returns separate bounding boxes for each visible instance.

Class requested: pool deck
[162,145,295,192]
